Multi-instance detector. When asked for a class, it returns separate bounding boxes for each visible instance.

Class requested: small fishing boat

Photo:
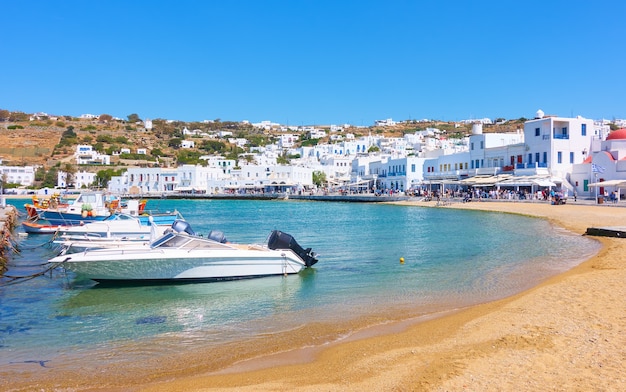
[48,220,319,284]
[34,191,180,227]
[39,191,132,225]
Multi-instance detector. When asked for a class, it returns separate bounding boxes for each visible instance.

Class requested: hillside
[0,114,526,168]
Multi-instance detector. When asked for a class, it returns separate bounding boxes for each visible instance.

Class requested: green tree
[42,167,59,188]
[61,163,77,189]
[127,113,141,123]
[151,148,164,157]
[200,140,226,153]
[94,168,125,189]
[312,171,327,187]
[168,138,182,149]
[276,153,289,165]
[176,150,204,164]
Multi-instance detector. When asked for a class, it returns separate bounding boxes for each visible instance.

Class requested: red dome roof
[606,128,626,140]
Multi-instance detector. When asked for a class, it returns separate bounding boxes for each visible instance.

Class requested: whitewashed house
[570,128,626,199]
[75,145,111,165]
[58,170,96,189]
[0,165,37,186]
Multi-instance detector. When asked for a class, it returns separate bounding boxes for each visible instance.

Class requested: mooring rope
[0,261,65,287]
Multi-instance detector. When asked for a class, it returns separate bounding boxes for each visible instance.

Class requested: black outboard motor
[267,230,318,267]
[207,230,228,243]
[171,219,196,235]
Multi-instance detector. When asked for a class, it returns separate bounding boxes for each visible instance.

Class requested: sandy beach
[4,200,625,391]
[131,201,625,392]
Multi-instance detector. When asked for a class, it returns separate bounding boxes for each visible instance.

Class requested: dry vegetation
[0,114,527,168]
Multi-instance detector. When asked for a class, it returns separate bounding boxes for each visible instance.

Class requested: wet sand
[5,201,626,391]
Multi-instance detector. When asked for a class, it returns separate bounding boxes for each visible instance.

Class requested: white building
[0,165,37,186]
[181,140,195,149]
[309,129,327,139]
[367,155,428,192]
[420,111,596,193]
[75,145,111,165]
[231,164,313,191]
[570,128,626,199]
[109,167,179,194]
[278,134,298,149]
[58,170,96,189]
[522,112,594,182]
[375,118,396,127]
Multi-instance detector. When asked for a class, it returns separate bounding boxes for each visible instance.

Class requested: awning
[460,175,511,186]
[588,179,626,187]
[534,179,556,187]
[495,175,555,187]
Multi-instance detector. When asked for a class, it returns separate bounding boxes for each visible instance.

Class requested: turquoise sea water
[0,198,600,375]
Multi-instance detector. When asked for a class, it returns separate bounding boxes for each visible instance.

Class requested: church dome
[606,128,626,140]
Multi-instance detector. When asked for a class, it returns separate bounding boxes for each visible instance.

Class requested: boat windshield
[75,193,101,205]
[150,232,177,248]
[151,232,233,250]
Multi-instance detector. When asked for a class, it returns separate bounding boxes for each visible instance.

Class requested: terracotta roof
[606,128,626,140]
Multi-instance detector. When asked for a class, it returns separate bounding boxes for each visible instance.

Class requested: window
[471,142,474,150]
[528,153,532,164]
[582,124,587,136]
[480,141,484,149]
[543,152,547,163]
[535,152,540,163]
[570,152,574,164]
[557,151,562,164]
[535,128,540,136]
[411,164,415,173]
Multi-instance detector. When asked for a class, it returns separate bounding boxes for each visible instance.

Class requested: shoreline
[3,201,625,391]
[138,201,626,391]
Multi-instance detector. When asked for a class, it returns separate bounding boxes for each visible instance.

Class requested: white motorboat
[53,213,171,253]
[54,235,154,254]
[56,213,170,238]
[48,220,319,284]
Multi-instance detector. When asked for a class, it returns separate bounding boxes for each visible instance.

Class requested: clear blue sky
[1,1,624,126]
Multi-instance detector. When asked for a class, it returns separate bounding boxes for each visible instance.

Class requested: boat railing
[79,247,165,257]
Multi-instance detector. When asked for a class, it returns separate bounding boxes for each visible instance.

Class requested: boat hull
[41,210,108,226]
[50,248,306,282]
[137,213,180,226]
[21,221,64,234]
